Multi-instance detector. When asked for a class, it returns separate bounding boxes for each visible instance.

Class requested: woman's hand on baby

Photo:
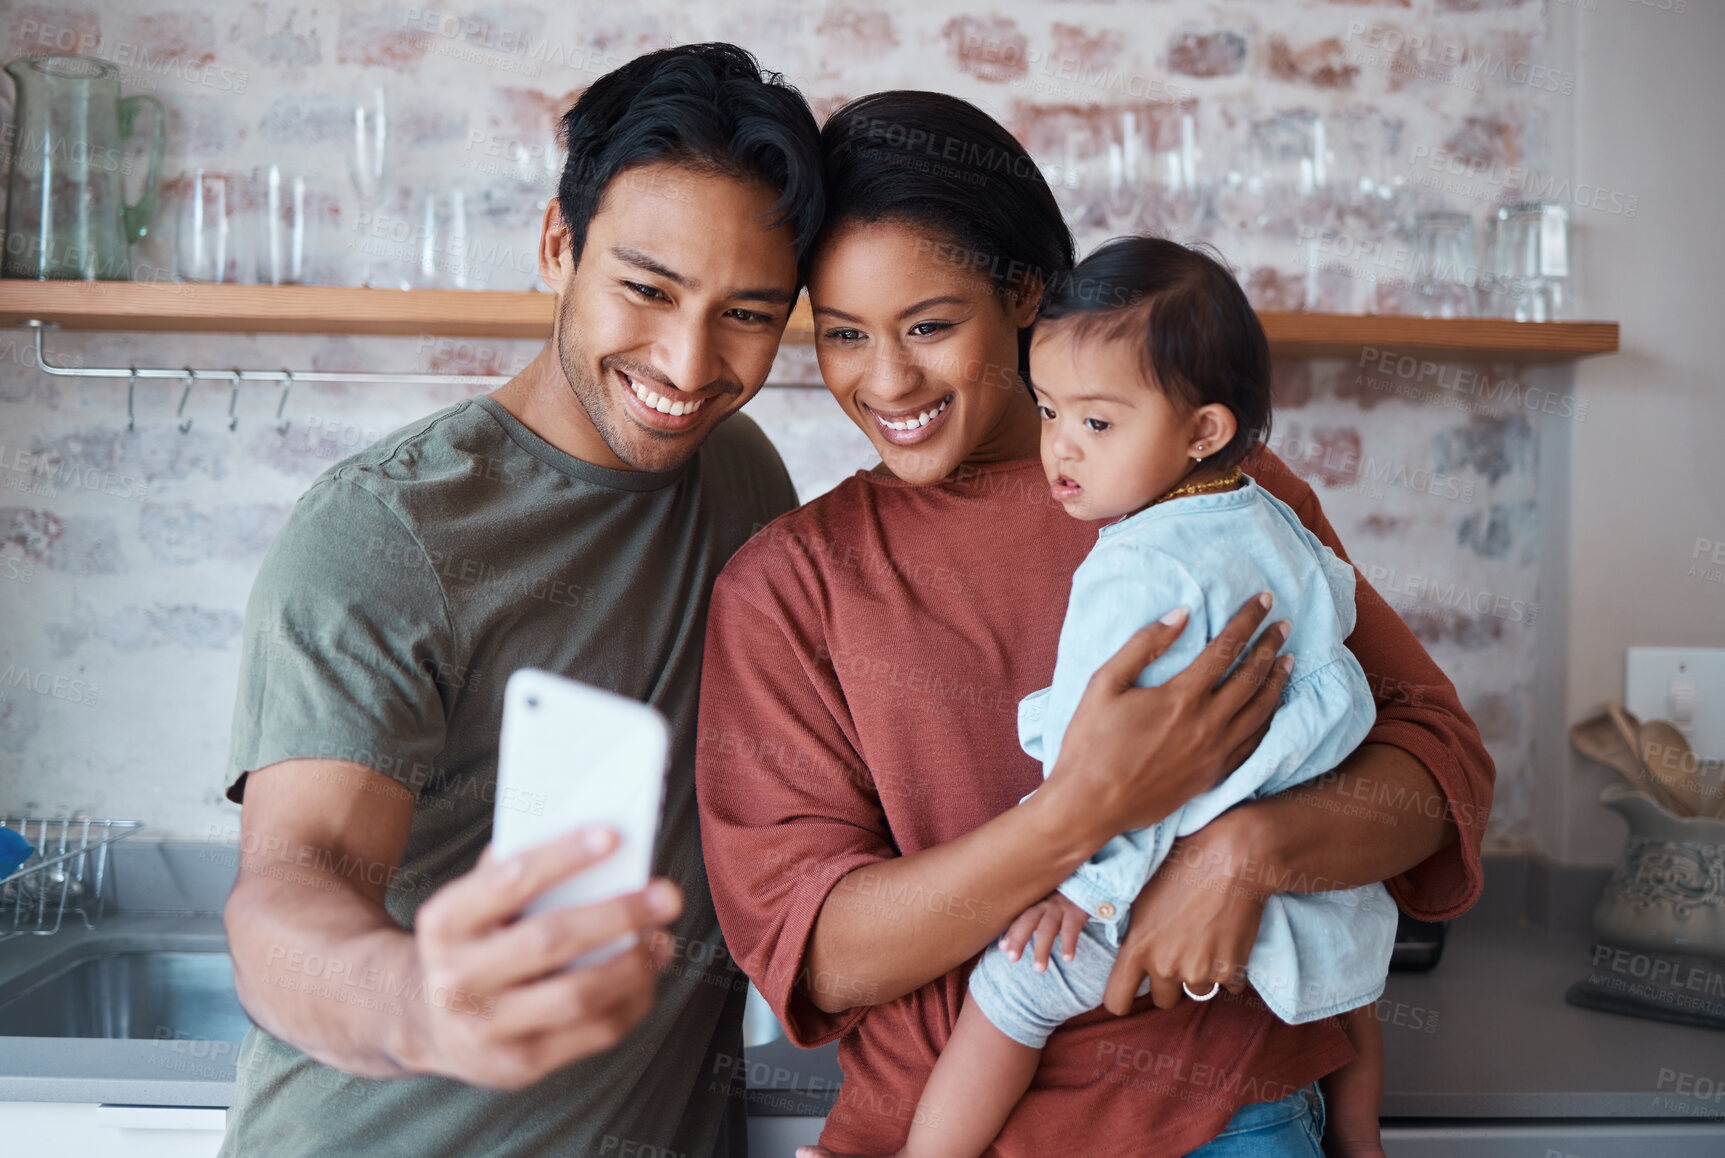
[1047,594,1293,845]
[1000,893,1091,973]
[1100,818,1263,1016]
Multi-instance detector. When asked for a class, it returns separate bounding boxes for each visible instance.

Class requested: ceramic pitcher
[1592,782,1725,959]
[2,54,164,279]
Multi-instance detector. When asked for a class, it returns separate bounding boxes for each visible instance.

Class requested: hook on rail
[177,369,194,434]
[275,371,293,435]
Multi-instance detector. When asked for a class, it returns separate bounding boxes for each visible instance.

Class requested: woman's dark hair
[557,43,823,280]
[818,91,1075,376]
[1038,237,1271,471]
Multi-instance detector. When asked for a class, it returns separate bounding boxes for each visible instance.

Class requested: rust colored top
[696,446,1493,1157]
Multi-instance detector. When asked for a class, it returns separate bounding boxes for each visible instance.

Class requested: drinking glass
[408,184,473,289]
[512,127,561,192]
[1035,115,1106,236]
[1325,110,1408,234]
[1485,202,1570,321]
[1410,211,1475,318]
[1245,111,1327,236]
[174,169,238,282]
[252,164,309,285]
[1142,106,1206,239]
[347,85,388,286]
[1302,233,1376,314]
[460,185,544,292]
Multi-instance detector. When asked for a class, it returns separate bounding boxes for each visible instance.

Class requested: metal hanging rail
[24,320,513,389]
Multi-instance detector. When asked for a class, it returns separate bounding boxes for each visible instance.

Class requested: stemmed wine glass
[1144,107,1206,240]
[347,84,388,287]
[1101,110,1144,234]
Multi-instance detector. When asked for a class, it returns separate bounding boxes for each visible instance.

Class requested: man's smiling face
[543,160,800,473]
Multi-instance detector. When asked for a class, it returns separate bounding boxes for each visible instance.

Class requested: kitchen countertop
[1378,912,1725,1120]
[741,907,1725,1124]
[2,850,1722,1125]
[732,858,1725,1127]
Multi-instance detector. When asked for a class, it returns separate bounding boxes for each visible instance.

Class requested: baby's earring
[1194,442,1205,465]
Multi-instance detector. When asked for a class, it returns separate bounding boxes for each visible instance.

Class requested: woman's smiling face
[807,220,1041,485]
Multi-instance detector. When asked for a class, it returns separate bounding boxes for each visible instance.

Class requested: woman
[695,92,1492,1157]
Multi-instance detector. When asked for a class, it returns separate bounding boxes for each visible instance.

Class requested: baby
[803,237,1395,1158]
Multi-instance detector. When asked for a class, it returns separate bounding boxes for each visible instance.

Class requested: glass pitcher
[2,54,164,280]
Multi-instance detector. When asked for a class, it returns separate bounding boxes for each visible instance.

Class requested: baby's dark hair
[1037,236,1270,471]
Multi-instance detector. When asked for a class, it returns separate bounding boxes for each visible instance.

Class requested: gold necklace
[1153,465,1244,507]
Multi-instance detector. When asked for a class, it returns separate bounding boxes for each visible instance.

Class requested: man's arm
[226,759,682,1087]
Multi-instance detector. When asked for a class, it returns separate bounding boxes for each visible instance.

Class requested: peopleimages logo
[1358,346,1588,422]
[1266,430,1477,506]
[0,664,100,706]
[1691,537,1725,585]
[1404,145,1638,219]
[394,7,633,77]
[1360,563,1537,627]
[0,443,150,502]
[1344,22,1575,96]
[14,21,249,94]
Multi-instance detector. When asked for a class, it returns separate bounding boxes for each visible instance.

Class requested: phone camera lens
[525,696,539,709]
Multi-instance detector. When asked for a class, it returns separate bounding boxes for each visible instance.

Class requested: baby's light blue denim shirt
[1017,476,1397,1024]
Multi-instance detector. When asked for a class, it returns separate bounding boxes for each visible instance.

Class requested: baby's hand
[1000,893,1091,973]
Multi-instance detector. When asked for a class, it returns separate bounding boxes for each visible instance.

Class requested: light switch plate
[1625,647,1725,760]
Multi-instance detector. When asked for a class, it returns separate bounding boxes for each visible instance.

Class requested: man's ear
[538,200,577,292]
[1190,404,1238,459]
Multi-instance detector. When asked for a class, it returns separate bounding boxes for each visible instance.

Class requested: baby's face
[1028,325,1205,521]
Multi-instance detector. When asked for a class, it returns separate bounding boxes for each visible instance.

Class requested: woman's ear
[1190,404,1238,460]
[1003,273,1044,329]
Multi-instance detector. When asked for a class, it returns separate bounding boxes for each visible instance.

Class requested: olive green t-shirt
[220,395,798,1158]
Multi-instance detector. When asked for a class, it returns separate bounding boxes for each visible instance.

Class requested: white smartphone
[493,669,670,964]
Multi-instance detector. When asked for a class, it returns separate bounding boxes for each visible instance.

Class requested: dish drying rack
[1,818,142,940]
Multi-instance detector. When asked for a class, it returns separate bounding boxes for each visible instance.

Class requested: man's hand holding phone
[406,827,682,1090]
[397,671,678,1089]
[225,673,675,1089]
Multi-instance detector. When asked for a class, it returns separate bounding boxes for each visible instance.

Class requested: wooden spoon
[1604,700,1643,760]
[1569,712,1647,785]
[1599,701,1690,815]
[1638,720,1708,819]
[1704,758,1725,820]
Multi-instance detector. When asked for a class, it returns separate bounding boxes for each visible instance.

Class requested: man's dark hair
[557,43,823,280]
[818,91,1075,377]
[1037,237,1271,471]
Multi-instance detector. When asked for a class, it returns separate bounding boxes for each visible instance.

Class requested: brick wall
[0,0,1579,845]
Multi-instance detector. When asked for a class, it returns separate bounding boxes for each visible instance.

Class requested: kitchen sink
[0,950,250,1042]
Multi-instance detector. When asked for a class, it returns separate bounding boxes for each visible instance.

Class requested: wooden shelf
[0,281,556,339]
[0,281,1619,361]
[1251,312,1618,361]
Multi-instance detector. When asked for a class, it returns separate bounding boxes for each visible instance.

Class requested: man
[220,44,821,1157]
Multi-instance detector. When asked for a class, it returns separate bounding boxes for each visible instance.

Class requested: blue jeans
[1182,1084,1326,1158]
